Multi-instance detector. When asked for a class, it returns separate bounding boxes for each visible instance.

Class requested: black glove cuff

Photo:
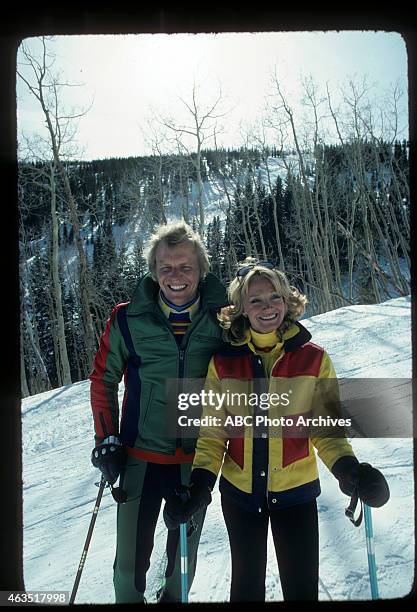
[331,455,360,481]
[190,482,212,508]
[91,441,125,485]
[357,463,390,508]
[332,455,360,497]
[190,468,217,491]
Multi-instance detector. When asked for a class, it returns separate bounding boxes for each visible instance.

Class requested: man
[90,221,227,603]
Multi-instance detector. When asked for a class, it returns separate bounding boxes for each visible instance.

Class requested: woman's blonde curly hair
[218,258,307,343]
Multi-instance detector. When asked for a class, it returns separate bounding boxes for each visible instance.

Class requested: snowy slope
[22,296,414,603]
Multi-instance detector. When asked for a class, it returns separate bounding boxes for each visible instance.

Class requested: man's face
[155,241,201,306]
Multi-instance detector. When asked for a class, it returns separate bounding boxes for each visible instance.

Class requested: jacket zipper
[150,311,187,453]
[256,349,286,506]
[253,354,270,506]
[267,350,285,500]
[270,349,285,375]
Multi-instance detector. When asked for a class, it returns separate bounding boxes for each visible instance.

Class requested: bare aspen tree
[252,175,267,260]
[19,165,56,395]
[326,82,357,302]
[169,134,190,225]
[18,37,95,369]
[245,120,287,270]
[264,68,410,312]
[211,129,238,277]
[301,75,345,306]
[267,73,330,312]
[358,82,410,290]
[327,76,410,302]
[18,239,52,395]
[342,77,382,302]
[141,121,170,226]
[159,81,229,234]
[48,160,72,384]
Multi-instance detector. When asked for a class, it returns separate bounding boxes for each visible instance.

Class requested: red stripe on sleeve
[90,304,127,441]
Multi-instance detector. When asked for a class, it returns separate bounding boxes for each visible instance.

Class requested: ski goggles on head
[236,260,276,278]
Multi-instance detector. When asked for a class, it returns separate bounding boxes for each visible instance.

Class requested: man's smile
[168,284,187,291]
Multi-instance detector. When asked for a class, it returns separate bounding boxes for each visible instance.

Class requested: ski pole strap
[110,485,127,504]
[95,480,127,504]
[187,516,197,537]
[345,489,363,527]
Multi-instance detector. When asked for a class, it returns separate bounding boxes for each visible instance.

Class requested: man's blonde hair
[144,221,210,280]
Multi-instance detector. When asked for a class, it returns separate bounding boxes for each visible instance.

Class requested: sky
[15,31,409,161]
[21,296,414,603]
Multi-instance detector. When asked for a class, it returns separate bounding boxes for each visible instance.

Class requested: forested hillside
[19,139,410,397]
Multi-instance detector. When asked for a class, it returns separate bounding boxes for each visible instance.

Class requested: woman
[164,259,389,602]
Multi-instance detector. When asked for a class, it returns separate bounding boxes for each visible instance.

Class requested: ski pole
[69,475,106,605]
[364,504,379,600]
[179,522,188,603]
[346,491,379,600]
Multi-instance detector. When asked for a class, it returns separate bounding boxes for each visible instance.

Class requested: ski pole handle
[69,475,106,605]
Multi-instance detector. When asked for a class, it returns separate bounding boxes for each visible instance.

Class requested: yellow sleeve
[311,351,357,471]
[191,356,229,479]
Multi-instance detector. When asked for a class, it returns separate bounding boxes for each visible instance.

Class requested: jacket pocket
[138,383,155,431]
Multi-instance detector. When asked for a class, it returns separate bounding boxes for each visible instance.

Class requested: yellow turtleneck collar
[250,328,281,351]
[232,324,300,376]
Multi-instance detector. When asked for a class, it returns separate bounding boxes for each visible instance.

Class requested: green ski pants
[113,456,206,603]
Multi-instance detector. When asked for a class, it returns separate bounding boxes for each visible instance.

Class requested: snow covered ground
[22,296,414,603]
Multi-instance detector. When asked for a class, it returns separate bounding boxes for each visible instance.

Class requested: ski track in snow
[22,297,414,603]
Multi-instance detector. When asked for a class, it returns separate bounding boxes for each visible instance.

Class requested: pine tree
[206,216,224,281]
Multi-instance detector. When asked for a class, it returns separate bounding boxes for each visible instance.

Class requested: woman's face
[242,275,287,334]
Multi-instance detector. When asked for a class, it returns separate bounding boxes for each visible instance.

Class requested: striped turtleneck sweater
[158,291,201,343]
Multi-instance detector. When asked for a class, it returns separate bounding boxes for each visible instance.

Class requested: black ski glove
[163,483,212,531]
[332,456,390,507]
[91,436,125,485]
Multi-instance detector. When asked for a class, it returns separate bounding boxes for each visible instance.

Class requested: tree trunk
[49,162,72,385]
[36,80,95,369]
[23,309,52,393]
[195,140,205,234]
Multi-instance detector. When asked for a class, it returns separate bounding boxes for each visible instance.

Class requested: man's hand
[91,435,125,485]
[163,483,212,530]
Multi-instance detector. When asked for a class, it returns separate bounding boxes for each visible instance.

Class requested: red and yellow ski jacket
[191,322,356,513]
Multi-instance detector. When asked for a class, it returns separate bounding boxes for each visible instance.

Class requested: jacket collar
[283,321,312,352]
[127,272,227,315]
[230,321,312,354]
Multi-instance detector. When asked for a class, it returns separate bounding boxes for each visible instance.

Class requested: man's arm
[90,304,130,444]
